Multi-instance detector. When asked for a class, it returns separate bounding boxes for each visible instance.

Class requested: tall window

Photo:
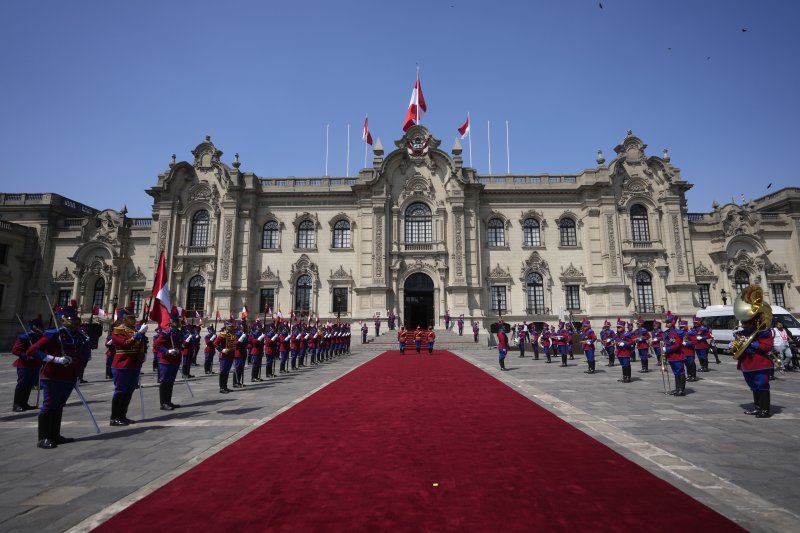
[333,287,348,315]
[93,277,105,309]
[487,218,505,247]
[698,284,711,308]
[523,218,541,246]
[259,288,275,314]
[186,275,205,312]
[295,274,312,314]
[0,243,7,264]
[559,218,577,247]
[491,286,507,312]
[58,290,71,307]
[526,272,545,313]
[565,286,581,310]
[297,220,315,249]
[405,202,432,243]
[635,271,654,313]
[734,270,750,294]
[262,220,279,249]
[130,290,144,315]
[191,209,210,247]
[332,220,351,248]
[630,204,650,242]
[771,283,786,307]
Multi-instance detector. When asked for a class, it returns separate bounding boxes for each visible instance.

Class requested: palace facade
[1,127,798,345]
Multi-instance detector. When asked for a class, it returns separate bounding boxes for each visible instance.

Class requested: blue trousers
[17,367,38,387]
[669,359,686,377]
[159,363,179,383]
[696,348,708,362]
[498,348,507,360]
[618,356,631,368]
[234,358,245,373]
[743,369,770,391]
[112,368,140,395]
[638,348,649,360]
[399,342,406,353]
[39,379,73,415]
[585,349,595,362]
[219,358,233,374]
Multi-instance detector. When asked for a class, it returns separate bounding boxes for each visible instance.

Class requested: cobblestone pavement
[1,333,798,532]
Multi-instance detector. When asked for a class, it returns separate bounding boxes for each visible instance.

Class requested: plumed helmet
[58,300,80,320]
[653,320,661,328]
[581,319,590,328]
[121,300,137,319]
[665,310,676,325]
[692,315,701,324]
[616,319,625,328]
[27,313,44,329]
[636,316,644,325]
[678,318,688,328]
[603,320,611,327]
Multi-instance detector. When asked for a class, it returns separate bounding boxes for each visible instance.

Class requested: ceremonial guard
[680,319,698,382]
[457,315,465,336]
[266,324,279,374]
[11,314,44,412]
[731,286,774,418]
[497,321,509,370]
[388,310,396,330]
[109,302,147,426]
[615,320,633,383]
[600,320,616,366]
[472,320,479,343]
[530,324,540,360]
[26,300,90,448]
[306,324,317,365]
[540,324,552,363]
[298,324,309,366]
[192,324,202,366]
[345,322,352,353]
[633,317,651,373]
[290,324,300,370]
[651,320,664,364]
[215,320,236,392]
[397,326,407,354]
[554,322,569,367]
[152,326,161,374]
[278,325,291,372]
[426,326,436,354]
[153,308,184,409]
[232,322,248,386]
[580,319,597,374]
[373,315,380,337]
[203,326,217,375]
[517,323,529,358]
[566,323,575,360]
[444,310,451,330]
[180,324,196,379]
[104,332,114,379]
[691,316,713,372]
[663,312,686,396]
[414,326,424,353]
[250,323,265,381]
[361,321,368,343]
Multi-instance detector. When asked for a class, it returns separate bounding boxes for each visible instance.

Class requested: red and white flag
[149,250,171,329]
[241,305,248,320]
[402,71,427,131]
[458,114,470,138]
[362,116,373,145]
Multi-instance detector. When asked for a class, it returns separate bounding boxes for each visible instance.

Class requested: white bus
[695,305,800,352]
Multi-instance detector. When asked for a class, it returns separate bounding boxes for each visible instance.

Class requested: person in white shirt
[773,321,791,371]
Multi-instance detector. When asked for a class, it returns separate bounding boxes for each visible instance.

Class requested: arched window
[262,220,279,249]
[636,271,654,313]
[734,270,750,294]
[630,204,650,242]
[297,220,315,249]
[191,209,210,247]
[559,218,577,247]
[487,218,505,247]
[523,218,541,247]
[186,275,206,312]
[526,272,545,314]
[92,277,105,309]
[405,202,432,243]
[332,220,351,248]
[295,274,312,314]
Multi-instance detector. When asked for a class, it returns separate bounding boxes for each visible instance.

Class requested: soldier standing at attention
[633,317,651,373]
[250,323,265,382]
[663,313,686,396]
[361,321,368,343]
[554,321,569,367]
[680,319,698,382]
[529,323,540,360]
[600,320,616,366]
[497,321,509,371]
[203,326,216,375]
[110,301,147,426]
[373,314,380,337]
[736,308,775,418]
[215,320,236,392]
[414,326,424,353]
[153,308,184,410]
[180,324,195,379]
[616,320,633,383]
[457,314,465,336]
[397,326,407,354]
[472,320,480,343]
[104,331,114,379]
[11,314,44,412]
[580,319,597,374]
[26,300,89,448]
[540,324,552,363]
[426,326,436,354]
[651,320,664,365]
[517,323,529,358]
[444,309,451,330]
[691,316,713,373]
[388,310,396,331]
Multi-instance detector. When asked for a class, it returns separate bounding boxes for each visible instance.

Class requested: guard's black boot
[569,353,574,360]
[121,392,136,424]
[251,367,258,382]
[37,413,56,449]
[744,390,760,415]
[533,349,539,360]
[105,364,113,379]
[675,375,686,396]
[608,355,615,367]
[546,353,551,363]
[713,351,722,364]
[560,353,568,367]
[13,387,26,412]
[219,373,229,393]
[643,360,649,373]
[110,395,126,426]
[53,410,74,444]
[160,382,173,410]
[756,390,771,418]
[291,359,297,370]
[167,382,180,408]
[499,359,506,370]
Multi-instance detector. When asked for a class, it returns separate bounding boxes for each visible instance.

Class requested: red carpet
[96,351,741,532]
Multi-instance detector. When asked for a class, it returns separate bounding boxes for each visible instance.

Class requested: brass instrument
[730,285,773,360]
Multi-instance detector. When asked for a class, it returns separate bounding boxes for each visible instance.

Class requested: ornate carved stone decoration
[54,267,75,282]
[722,208,755,237]
[192,136,223,170]
[222,218,233,281]
[606,215,618,276]
[613,130,647,166]
[292,211,319,229]
[725,249,765,277]
[487,263,512,282]
[398,173,436,205]
[765,262,793,285]
[519,209,544,226]
[259,265,279,281]
[330,265,353,280]
[395,125,441,169]
[83,209,122,244]
[128,266,146,282]
[618,178,653,208]
[694,262,717,282]
[559,263,586,282]
[374,212,383,281]
[291,254,320,284]
[454,212,464,279]
[671,214,685,275]
[520,251,550,279]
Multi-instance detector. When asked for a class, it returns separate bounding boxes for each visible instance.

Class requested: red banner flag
[403,71,427,131]
[149,250,171,329]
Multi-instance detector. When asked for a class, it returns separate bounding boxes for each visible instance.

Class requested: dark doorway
[404,273,434,329]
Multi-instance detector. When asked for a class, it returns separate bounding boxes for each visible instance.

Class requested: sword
[170,334,194,398]
[43,293,101,434]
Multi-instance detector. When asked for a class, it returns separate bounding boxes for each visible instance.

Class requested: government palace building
[1,126,798,345]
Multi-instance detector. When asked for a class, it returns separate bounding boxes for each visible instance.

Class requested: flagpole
[346,123,350,177]
[325,124,329,176]
[506,120,510,174]
[416,66,420,125]
[487,120,492,175]
[468,112,473,168]
[364,115,368,168]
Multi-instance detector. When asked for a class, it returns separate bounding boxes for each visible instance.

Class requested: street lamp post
[720,288,728,306]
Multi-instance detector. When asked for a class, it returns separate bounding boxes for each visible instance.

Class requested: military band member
[426,326,436,354]
[110,302,147,426]
[231,322,248,386]
[26,300,89,449]
[458,315,465,336]
[566,323,575,360]
[529,324,540,360]
[633,317,651,373]
[497,321,509,371]
[600,320,616,366]
[250,324,265,381]
[181,325,196,379]
[306,325,317,365]
[616,320,633,383]
[651,320,664,364]
[680,319,698,382]
[153,308,184,409]
[266,325,279,375]
[298,324,309,366]
[663,313,686,396]
[472,320,479,343]
[215,320,236,392]
[540,324,552,363]
[398,326,407,354]
[11,314,44,412]
[553,321,569,367]
[580,319,597,374]
[192,324,201,366]
[414,326,424,353]
[691,316,713,372]
[104,332,114,379]
[203,326,217,375]
[517,323,529,358]
[736,314,774,418]
[278,326,290,372]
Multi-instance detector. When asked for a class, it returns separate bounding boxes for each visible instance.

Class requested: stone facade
[1,129,798,346]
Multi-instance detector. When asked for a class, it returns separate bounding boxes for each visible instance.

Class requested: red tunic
[153,330,184,365]
[111,326,145,369]
[26,328,88,382]
[12,335,43,369]
[737,329,774,372]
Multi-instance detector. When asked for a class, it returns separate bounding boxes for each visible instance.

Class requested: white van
[695,305,800,352]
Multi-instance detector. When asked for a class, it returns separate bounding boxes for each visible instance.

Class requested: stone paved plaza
[1,331,798,532]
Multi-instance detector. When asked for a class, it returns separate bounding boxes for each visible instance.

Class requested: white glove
[209,334,217,342]
[222,348,231,355]
[238,333,247,343]
[105,339,113,347]
[618,342,625,347]
[185,335,192,343]
[258,333,266,342]
[56,356,72,365]
[697,336,704,340]
[168,349,178,355]
[682,341,689,346]
[138,324,149,335]
[271,334,279,342]
[304,333,310,339]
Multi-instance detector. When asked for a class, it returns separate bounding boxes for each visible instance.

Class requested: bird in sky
[767,182,773,189]
[741,28,747,32]
[599,2,603,9]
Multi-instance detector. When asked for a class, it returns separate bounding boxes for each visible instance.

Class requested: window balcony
[404,243,433,252]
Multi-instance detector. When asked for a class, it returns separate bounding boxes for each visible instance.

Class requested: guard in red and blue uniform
[290,324,301,369]
[651,320,664,364]
[306,325,317,365]
[26,300,90,449]
[414,326,424,353]
[104,332,114,379]
[540,324,552,363]
[530,324,540,360]
[233,321,248,386]
[397,326,407,354]
[11,314,44,412]
[458,315,465,336]
[680,319,698,382]
[250,323,265,381]
[580,319,597,374]
[600,320,616,366]
[214,320,237,392]
[152,307,184,410]
[663,312,686,396]
[517,324,529,358]
[374,315,381,337]
[691,316,713,372]
[298,325,309,366]
[110,302,147,426]
[180,325,196,379]
[472,320,479,342]
[203,326,216,375]
[444,310,451,330]
[633,317,651,373]
[566,323,575,360]
[497,321,509,371]
[616,320,633,383]
[737,317,774,418]
[278,326,291,372]
[426,326,436,354]
[554,321,569,367]
[361,321,368,343]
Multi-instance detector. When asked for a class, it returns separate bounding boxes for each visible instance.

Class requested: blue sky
[1,0,797,217]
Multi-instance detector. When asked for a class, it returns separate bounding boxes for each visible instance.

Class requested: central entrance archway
[403,272,434,329]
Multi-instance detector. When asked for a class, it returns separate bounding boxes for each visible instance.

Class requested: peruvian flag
[149,250,171,329]
[362,116,373,145]
[458,114,470,138]
[402,71,427,131]
[241,305,248,320]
